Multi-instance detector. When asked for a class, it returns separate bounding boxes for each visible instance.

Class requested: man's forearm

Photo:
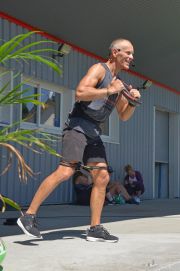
[76,86,109,101]
[118,102,136,121]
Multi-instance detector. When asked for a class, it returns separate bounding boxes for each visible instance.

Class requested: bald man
[17,38,140,243]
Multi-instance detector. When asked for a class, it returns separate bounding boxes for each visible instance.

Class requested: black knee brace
[59,160,79,169]
[60,160,109,172]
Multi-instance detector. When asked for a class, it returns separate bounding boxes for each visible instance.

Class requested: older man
[17,38,141,243]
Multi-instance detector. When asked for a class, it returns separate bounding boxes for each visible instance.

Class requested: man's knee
[54,164,74,181]
[93,170,110,187]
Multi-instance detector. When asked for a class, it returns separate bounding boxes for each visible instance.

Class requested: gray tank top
[65,63,119,138]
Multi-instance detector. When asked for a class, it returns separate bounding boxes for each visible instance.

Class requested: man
[17,38,141,243]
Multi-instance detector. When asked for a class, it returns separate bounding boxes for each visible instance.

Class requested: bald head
[109,38,133,55]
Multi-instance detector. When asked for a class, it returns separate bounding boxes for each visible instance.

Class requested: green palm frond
[0,31,63,183]
[0,31,62,76]
[0,195,21,213]
[0,127,61,157]
[0,142,35,181]
[10,53,61,75]
[0,195,6,213]
[0,81,43,106]
[0,125,61,181]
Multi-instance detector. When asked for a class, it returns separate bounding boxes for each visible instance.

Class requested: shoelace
[100,226,110,236]
[87,225,111,236]
[28,215,38,227]
[32,217,39,227]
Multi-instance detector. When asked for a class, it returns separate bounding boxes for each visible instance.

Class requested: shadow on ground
[13,229,86,246]
[1,199,180,237]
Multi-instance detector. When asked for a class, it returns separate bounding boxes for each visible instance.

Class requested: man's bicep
[78,64,103,88]
[78,74,99,88]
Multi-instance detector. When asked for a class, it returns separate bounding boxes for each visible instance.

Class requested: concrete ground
[1,199,180,271]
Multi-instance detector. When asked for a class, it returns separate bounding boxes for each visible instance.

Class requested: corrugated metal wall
[0,18,98,206]
[111,72,180,199]
[0,18,180,206]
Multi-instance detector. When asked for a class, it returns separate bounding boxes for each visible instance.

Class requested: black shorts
[61,128,107,164]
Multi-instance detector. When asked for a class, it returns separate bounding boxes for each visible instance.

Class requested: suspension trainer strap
[60,160,108,172]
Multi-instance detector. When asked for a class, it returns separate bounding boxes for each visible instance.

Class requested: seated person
[73,171,92,205]
[73,167,139,205]
[107,166,139,204]
[124,164,145,203]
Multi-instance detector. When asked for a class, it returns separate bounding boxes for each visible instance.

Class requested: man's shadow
[14,229,86,246]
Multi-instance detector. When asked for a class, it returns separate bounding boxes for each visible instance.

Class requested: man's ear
[111,48,117,57]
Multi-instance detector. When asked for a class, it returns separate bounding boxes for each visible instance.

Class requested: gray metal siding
[112,72,180,200]
[169,114,180,198]
[0,18,98,205]
[1,18,180,205]
[155,110,169,162]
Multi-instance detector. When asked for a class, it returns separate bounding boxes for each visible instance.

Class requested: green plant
[0,30,65,265]
[0,194,21,213]
[0,31,63,201]
[0,239,6,266]
[0,31,62,181]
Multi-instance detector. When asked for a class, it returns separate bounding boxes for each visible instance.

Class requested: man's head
[108,38,134,70]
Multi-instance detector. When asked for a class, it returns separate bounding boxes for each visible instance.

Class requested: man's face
[113,41,134,70]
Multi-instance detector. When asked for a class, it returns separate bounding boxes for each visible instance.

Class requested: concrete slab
[1,199,180,271]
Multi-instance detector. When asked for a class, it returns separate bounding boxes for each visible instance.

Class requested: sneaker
[107,199,116,205]
[17,213,42,238]
[126,197,140,205]
[133,196,141,204]
[86,225,119,243]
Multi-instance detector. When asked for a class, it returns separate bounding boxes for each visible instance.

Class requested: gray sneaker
[17,213,42,238]
[86,225,119,243]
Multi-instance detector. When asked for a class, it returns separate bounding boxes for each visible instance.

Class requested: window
[20,77,119,142]
[22,84,37,124]
[21,80,62,131]
[101,109,119,144]
[40,89,61,127]
[100,118,109,136]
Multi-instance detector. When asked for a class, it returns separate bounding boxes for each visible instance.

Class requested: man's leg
[89,163,109,226]
[80,136,118,242]
[27,165,74,215]
[17,165,74,238]
[17,128,87,238]
[86,162,119,243]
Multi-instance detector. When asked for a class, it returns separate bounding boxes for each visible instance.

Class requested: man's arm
[76,63,107,101]
[75,63,125,101]
[116,88,141,121]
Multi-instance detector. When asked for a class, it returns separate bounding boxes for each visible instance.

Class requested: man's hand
[122,85,141,106]
[107,78,125,95]
[129,88,141,100]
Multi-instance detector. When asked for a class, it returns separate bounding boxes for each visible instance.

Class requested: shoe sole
[17,218,42,239]
[86,236,118,243]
